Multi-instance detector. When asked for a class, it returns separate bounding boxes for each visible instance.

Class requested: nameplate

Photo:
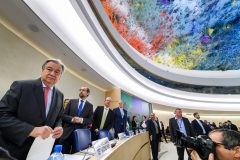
[92,137,111,158]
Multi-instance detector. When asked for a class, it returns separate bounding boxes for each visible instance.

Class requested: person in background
[63,99,70,109]
[191,129,240,160]
[140,115,147,129]
[113,101,128,138]
[147,113,161,160]
[223,121,228,129]
[219,122,224,129]
[191,112,211,136]
[169,108,194,160]
[155,117,163,143]
[165,126,170,137]
[92,97,114,140]
[212,122,217,129]
[132,115,139,135]
[160,121,168,143]
[60,87,93,154]
[0,59,65,160]
[226,120,238,131]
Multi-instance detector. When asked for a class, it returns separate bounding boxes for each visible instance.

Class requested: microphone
[81,143,92,160]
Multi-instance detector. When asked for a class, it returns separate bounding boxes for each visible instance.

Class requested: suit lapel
[72,99,78,116]
[33,79,46,120]
[182,118,189,135]
[174,119,180,130]
[80,101,88,116]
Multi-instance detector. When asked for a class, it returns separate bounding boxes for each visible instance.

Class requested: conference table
[74,132,150,160]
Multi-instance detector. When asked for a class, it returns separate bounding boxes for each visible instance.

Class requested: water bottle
[48,145,64,160]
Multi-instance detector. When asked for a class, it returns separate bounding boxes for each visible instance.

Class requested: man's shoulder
[191,119,197,123]
[13,78,40,85]
[112,107,119,111]
[182,117,189,121]
[85,100,93,108]
[95,106,104,111]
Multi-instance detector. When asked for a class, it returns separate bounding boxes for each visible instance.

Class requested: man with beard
[60,87,93,154]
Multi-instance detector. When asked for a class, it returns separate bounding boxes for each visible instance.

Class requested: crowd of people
[0,59,239,160]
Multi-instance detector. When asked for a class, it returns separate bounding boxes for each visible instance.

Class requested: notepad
[26,135,55,160]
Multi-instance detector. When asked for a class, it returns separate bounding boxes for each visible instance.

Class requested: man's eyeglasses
[213,141,224,146]
[213,141,235,150]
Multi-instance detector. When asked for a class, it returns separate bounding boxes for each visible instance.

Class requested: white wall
[0,23,105,108]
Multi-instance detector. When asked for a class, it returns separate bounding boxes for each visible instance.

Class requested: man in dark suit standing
[227,120,238,131]
[113,101,127,138]
[92,97,114,140]
[191,112,210,136]
[0,59,65,160]
[60,87,93,153]
[169,108,194,160]
[147,113,161,160]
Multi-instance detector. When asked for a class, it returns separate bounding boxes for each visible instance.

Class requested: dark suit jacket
[229,124,238,131]
[0,79,64,160]
[61,99,93,140]
[169,117,194,143]
[147,119,162,140]
[113,107,127,133]
[93,106,114,131]
[191,119,210,136]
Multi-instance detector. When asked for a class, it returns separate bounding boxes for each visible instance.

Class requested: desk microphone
[81,143,92,160]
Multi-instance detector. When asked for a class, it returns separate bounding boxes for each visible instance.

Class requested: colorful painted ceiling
[101,0,240,70]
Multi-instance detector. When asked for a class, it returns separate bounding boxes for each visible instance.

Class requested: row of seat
[74,129,115,152]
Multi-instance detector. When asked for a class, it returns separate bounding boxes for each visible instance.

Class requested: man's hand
[52,127,63,139]
[191,150,214,160]
[72,117,83,124]
[29,126,53,139]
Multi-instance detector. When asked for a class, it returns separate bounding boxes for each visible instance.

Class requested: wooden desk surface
[100,132,150,160]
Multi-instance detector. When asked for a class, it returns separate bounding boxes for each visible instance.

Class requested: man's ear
[233,146,240,158]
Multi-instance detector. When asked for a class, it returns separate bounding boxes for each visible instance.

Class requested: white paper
[26,135,55,160]
[141,122,146,128]
[64,154,90,160]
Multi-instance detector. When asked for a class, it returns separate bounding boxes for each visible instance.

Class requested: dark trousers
[114,124,124,138]
[150,136,159,160]
[59,133,75,154]
[176,146,185,160]
[176,146,191,160]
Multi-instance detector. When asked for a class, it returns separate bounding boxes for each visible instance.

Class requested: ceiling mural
[101,0,240,70]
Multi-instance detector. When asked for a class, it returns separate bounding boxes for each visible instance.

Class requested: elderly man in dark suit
[169,108,194,160]
[60,87,93,154]
[92,97,114,140]
[191,112,211,136]
[0,59,65,160]
[113,101,127,138]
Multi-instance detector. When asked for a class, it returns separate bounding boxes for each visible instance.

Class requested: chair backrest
[98,129,109,140]
[74,129,91,152]
[108,128,115,140]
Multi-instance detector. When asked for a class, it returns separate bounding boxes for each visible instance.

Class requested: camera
[176,130,215,160]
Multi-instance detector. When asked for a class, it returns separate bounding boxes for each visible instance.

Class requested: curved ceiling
[99,0,240,71]
[23,0,240,111]
[90,0,240,87]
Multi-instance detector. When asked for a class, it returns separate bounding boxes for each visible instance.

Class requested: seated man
[191,129,240,160]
